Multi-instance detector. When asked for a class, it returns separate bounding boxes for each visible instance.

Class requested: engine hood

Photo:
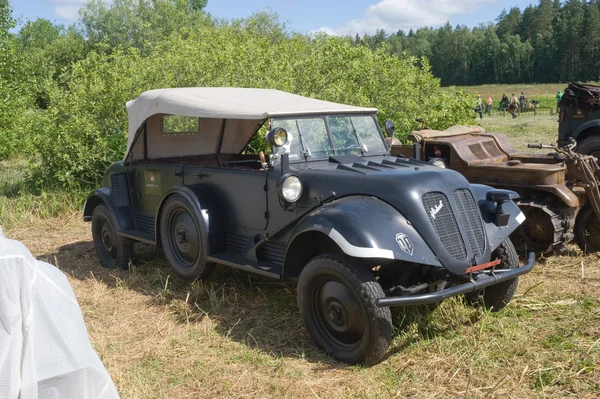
[291,154,492,273]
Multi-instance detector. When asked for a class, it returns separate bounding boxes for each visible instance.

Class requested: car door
[129,162,183,238]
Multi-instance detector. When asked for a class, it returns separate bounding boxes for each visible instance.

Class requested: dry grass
[4,214,600,399]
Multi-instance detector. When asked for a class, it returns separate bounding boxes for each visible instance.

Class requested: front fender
[82,187,135,233]
[155,185,225,254]
[285,195,442,267]
[470,184,525,251]
[573,119,600,139]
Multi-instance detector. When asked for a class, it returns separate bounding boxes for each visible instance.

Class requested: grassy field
[1,114,600,398]
[455,83,569,102]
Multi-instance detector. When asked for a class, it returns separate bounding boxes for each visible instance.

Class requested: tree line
[356,0,600,85]
[0,0,473,191]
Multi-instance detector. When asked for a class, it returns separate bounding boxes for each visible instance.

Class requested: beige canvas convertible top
[126,88,378,157]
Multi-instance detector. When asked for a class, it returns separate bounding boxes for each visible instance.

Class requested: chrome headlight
[428,158,446,168]
[277,174,303,202]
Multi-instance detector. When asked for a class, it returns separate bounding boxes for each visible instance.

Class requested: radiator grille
[422,192,467,260]
[110,173,129,207]
[452,189,486,257]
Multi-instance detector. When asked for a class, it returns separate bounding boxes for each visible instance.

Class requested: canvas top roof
[126,87,378,153]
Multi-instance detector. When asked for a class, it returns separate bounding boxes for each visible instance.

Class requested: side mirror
[384,120,395,137]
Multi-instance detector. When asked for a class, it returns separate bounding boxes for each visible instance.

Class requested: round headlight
[266,127,289,147]
[278,175,303,202]
[429,158,446,168]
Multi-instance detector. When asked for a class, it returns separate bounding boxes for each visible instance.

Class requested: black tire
[576,135,600,159]
[467,238,519,311]
[160,194,215,281]
[575,203,600,254]
[91,204,134,269]
[297,253,392,365]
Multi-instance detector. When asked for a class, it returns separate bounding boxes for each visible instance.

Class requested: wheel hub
[168,209,200,267]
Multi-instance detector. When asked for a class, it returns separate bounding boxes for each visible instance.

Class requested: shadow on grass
[42,239,464,367]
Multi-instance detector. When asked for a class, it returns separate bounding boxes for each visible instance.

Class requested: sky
[9,0,536,35]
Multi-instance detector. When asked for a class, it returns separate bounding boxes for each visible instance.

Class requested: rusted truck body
[389,126,600,253]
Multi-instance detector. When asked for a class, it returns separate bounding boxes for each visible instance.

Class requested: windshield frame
[270,113,389,163]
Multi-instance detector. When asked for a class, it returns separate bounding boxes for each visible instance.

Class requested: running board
[208,252,282,279]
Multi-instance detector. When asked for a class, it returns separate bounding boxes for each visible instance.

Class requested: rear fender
[283,196,441,278]
[573,119,600,140]
[470,184,525,250]
[82,188,135,232]
[155,185,225,254]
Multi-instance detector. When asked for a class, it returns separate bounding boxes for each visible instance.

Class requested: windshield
[271,115,387,161]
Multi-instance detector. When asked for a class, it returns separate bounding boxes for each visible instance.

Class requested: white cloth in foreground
[0,230,119,399]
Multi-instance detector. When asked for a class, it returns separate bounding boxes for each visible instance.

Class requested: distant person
[475,94,483,119]
[487,95,493,116]
[556,90,563,112]
[519,91,526,112]
[500,93,509,110]
[509,93,518,118]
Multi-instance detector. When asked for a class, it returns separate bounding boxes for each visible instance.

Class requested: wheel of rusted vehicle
[297,253,392,365]
[466,238,519,311]
[91,204,134,269]
[575,204,600,254]
[160,194,215,281]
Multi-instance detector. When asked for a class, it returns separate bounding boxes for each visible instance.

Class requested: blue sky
[10,0,534,35]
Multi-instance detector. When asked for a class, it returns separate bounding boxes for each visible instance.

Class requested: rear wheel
[91,204,134,269]
[575,203,600,253]
[297,253,392,365]
[576,135,600,159]
[467,238,519,311]
[160,194,215,281]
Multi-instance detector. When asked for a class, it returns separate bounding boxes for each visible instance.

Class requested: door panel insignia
[395,233,413,256]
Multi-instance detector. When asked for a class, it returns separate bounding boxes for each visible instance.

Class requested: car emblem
[395,233,413,256]
[429,200,443,219]
[149,172,156,184]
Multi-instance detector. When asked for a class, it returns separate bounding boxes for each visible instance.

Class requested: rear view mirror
[384,120,395,136]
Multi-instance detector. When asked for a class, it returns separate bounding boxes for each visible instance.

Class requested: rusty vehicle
[387,123,600,253]
[558,82,600,157]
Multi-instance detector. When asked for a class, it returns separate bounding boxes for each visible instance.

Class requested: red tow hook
[465,259,501,274]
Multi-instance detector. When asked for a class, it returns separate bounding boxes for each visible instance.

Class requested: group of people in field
[475,90,564,119]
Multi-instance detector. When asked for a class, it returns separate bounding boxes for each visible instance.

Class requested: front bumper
[376,252,535,307]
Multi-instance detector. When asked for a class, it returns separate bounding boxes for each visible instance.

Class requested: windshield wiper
[295,120,312,160]
[349,119,367,155]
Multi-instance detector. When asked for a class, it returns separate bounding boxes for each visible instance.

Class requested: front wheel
[575,204,600,253]
[467,238,519,311]
[297,253,392,365]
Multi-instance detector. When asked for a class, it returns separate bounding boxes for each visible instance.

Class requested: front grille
[422,192,467,260]
[453,189,486,257]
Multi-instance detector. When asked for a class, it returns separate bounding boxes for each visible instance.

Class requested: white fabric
[126,87,378,155]
[0,231,119,399]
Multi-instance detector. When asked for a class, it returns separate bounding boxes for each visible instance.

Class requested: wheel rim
[520,207,554,251]
[167,208,199,268]
[97,218,117,260]
[311,278,366,351]
[581,209,600,251]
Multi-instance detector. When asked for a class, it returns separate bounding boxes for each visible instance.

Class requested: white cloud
[45,0,110,21]
[318,0,495,36]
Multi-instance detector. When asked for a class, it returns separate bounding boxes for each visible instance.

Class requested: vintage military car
[84,88,535,365]
[388,124,600,254]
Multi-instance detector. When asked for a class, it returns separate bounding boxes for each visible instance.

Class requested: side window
[163,115,199,134]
